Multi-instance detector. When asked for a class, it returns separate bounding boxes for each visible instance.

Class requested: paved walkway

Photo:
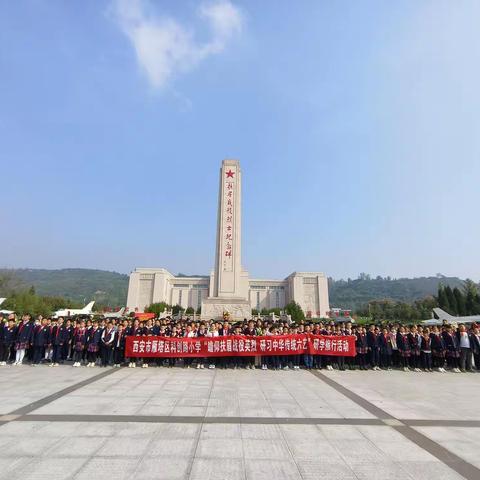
[0,366,479,479]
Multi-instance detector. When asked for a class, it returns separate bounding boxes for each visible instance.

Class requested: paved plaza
[0,367,479,479]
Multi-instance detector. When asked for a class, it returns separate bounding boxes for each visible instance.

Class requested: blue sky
[1,0,479,280]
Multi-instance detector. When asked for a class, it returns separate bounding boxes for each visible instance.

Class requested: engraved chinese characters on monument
[223,167,235,272]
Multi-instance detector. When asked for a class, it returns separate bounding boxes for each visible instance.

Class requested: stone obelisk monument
[201,159,251,320]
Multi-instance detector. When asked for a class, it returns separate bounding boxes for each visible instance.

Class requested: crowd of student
[0,313,479,373]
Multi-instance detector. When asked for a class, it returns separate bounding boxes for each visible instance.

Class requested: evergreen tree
[453,288,466,316]
[145,302,169,316]
[284,301,305,323]
[444,286,458,314]
[463,280,479,315]
[437,285,450,311]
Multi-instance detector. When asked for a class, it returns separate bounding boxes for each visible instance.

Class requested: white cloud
[111,0,243,89]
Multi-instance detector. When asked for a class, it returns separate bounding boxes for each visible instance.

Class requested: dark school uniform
[101,327,115,366]
[63,325,74,360]
[407,332,421,368]
[86,327,102,363]
[355,332,368,369]
[218,327,233,368]
[51,324,69,363]
[32,324,49,364]
[113,330,126,365]
[366,330,380,368]
[396,332,411,368]
[0,324,16,362]
[72,328,87,362]
[431,332,446,368]
[378,333,393,368]
[471,333,480,371]
[243,327,256,368]
[420,336,433,370]
[443,331,460,370]
[15,321,34,351]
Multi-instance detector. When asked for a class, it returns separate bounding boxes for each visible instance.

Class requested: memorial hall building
[127,268,330,318]
[127,159,330,319]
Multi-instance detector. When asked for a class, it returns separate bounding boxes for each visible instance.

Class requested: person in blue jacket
[14,314,35,365]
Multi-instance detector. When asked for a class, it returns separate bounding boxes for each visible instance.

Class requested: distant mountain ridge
[0,268,471,310]
[329,275,466,310]
[1,268,128,307]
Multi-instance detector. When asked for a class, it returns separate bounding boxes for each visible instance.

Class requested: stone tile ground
[0,366,478,479]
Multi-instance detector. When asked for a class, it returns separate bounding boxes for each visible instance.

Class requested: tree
[284,301,305,323]
[463,280,479,315]
[185,307,194,315]
[437,285,450,312]
[195,307,201,315]
[445,286,458,315]
[172,304,182,315]
[251,308,258,316]
[145,302,169,316]
[453,287,466,316]
[260,308,269,316]
[268,308,281,316]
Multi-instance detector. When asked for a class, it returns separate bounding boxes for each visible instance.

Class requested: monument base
[201,297,252,321]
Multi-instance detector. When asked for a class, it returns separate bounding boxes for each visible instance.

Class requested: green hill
[0,268,128,307]
[329,274,466,310]
[0,269,473,311]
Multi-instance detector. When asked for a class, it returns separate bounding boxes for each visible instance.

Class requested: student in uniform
[100,321,115,367]
[457,324,473,372]
[72,321,87,367]
[355,327,368,370]
[113,323,126,367]
[218,321,232,369]
[471,325,480,371]
[396,326,411,372]
[32,318,49,365]
[14,314,34,365]
[431,326,446,372]
[195,324,207,369]
[378,327,393,370]
[206,323,219,369]
[243,320,256,370]
[366,325,378,370]
[63,319,74,361]
[44,319,54,364]
[0,316,16,365]
[86,320,102,367]
[443,325,460,372]
[407,326,422,372]
[290,325,301,370]
[420,328,433,372]
[50,317,69,366]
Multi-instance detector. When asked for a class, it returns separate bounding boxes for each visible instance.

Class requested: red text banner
[125,334,356,358]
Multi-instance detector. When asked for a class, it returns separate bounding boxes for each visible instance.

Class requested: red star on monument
[226,169,235,178]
